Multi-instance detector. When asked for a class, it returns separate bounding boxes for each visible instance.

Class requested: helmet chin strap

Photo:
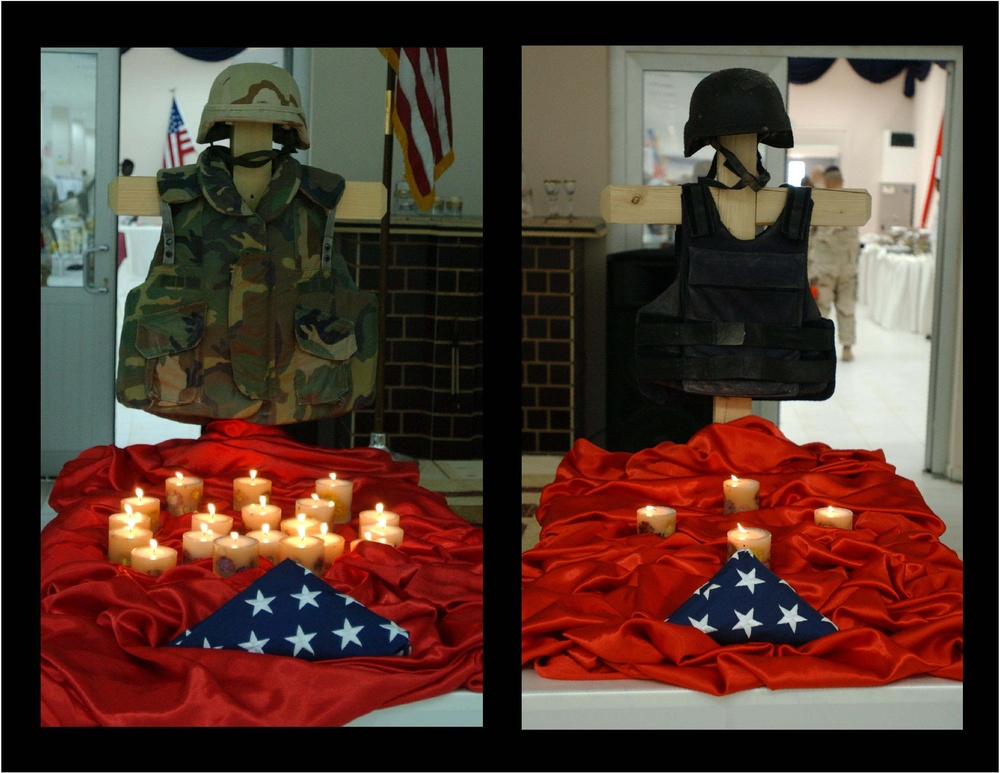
[230,146,295,168]
[699,139,771,192]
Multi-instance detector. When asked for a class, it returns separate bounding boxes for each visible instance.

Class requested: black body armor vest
[635,183,835,401]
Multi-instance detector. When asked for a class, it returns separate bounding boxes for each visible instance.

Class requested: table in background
[858,243,935,336]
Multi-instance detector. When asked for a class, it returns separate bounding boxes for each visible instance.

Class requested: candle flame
[737,523,748,534]
[376,502,384,514]
[136,488,144,500]
[200,522,209,536]
[125,504,133,515]
[297,524,306,544]
[175,471,183,480]
[312,493,319,501]
[297,512,306,521]
[208,503,216,515]
[259,495,267,507]
[262,523,270,534]
[250,469,257,480]
[330,472,337,481]
[150,539,158,554]
[645,505,654,513]
[730,475,739,482]
[230,531,238,540]
[320,523,329,536]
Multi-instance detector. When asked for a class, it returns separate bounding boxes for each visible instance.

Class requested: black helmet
[684,68,793,158]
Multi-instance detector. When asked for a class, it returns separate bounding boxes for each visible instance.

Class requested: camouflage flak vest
[635,183,836,402]
[116,147,378,425]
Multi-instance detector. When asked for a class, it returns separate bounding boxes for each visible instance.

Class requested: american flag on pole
[378,47,455,211]
[163,96,195,169]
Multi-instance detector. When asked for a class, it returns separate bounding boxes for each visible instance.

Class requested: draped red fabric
[41,420,483,726]
[521,416,962,695]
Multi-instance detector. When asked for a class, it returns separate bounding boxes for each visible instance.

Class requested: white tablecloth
[858,244,935,336]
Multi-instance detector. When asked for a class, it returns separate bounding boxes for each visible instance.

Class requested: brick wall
[521,235,585,453]
[336,224,483,460]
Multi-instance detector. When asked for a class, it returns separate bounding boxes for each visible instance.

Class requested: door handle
[83,244,109,294]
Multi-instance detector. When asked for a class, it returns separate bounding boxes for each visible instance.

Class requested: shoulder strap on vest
[778,184,813,241]
[681,183,718,238]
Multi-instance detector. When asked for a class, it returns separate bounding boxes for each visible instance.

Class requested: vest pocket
[291,304,355,405]
[134,301,206,407]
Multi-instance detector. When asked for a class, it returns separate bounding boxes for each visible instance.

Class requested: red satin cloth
[522,416,962,695]
[41,420,483,726]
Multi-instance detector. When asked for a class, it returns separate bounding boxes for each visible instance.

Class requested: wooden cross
[107,124,386,220]
[600,132,871,423]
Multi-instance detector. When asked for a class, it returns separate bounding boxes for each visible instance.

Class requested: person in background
[808,166,861,362]
[119,159,138,226]
[121,158,135,176]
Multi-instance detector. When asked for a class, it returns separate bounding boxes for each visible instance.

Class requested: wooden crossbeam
[600,184,871,227]
[108,176,387,220]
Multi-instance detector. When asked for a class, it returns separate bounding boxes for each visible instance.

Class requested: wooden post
[600,132,871,424]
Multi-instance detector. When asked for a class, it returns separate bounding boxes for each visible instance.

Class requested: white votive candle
[191,503,234,536]
[636,505,676,538]
[213,531,259,578]
[726,523,772,567]
[814,505,854,529]
[233,469,272,511]
[182,522,218,563]
[165,472,204,517]
[242,495,282,532]
[315,473,353,525]
[131,539,178,576]
[723,475,760,514]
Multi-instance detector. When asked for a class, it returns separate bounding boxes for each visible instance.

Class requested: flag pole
[369,58,411,460]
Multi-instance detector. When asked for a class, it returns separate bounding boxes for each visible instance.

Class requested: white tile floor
[523,302,962,559]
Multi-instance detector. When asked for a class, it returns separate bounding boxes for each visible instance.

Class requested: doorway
[609,46,961,480]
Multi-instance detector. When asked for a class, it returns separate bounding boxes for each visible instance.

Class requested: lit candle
[278,526,325,574]
[315,473,353,524]
[109,504,152,534]
[358,502,401,530]
[350,530,382,552]
[727,523,772,567]
[213,531,259,578]
[723,475,760,514]
[108,522,153,566]
[317,523,346,572]
[182,522,217,563]
[131,538,178,576]
[814,505,854,529]
[636,505,677,537]
[366,522,404,547]
[192,503,234,536]
[233,469,272,511]
[295,493,335,528]
[246,522,283,563]
[242,495,282,532]
[165,471,204,517]
[280,511,322,537]
[120,488,161,532]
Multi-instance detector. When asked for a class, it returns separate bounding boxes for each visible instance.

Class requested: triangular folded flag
[168,559,410,660]
[665,549,838,646]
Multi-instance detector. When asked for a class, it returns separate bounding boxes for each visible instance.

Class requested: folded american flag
[665,549,838,646]
[169,559,410,659]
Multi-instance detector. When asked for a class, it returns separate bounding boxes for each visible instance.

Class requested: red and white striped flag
[163,96,196,169]
[378,48,455,211]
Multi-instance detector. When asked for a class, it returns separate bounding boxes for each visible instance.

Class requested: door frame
[41,47,120,476]
[610,45,962,480]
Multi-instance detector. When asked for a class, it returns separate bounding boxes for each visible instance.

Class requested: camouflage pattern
[116,146,378,425]
[198,63,309,150]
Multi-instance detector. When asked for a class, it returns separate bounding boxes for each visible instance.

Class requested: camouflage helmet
[684,68,793,158]
[198,63,309,149]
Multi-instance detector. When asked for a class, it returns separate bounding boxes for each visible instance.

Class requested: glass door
[41,48,119,476]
